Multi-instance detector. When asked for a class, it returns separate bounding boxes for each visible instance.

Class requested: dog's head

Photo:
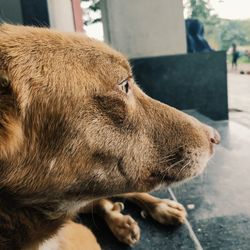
[0,25,219,203]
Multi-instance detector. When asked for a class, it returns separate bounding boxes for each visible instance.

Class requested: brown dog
[0,24,220,249]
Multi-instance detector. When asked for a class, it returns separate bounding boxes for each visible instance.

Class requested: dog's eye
[119,80,130,94]
[122,80,129,94]
[0,76,10,88]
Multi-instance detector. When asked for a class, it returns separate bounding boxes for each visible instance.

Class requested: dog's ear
[0,71,23,159]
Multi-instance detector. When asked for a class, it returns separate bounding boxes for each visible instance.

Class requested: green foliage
[185,0,221,43]
[219,21,248,50]
[205,19,250,51]
[87,0,100,12]
[185,0,250,51]
[187,0,211,22]
[81,0,101,25]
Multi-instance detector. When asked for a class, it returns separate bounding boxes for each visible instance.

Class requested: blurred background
[1,0,249,124]
[1,1,250,249]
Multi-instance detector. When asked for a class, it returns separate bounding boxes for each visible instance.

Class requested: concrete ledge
[130,51,228,120]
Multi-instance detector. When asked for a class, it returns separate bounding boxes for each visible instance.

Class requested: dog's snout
[208,127,221,145]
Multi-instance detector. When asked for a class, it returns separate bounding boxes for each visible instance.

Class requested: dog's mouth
[147,145,211,187]
[149,171,179,183]
[148,158,199,186]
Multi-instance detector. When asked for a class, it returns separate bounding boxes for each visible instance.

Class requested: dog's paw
[105,212,140,246]
[142,199,187,225]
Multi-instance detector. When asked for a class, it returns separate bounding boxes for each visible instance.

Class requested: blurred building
[0,0,83,32]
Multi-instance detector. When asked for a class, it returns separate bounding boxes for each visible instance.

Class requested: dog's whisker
[157,158,186,186]
[159,158,186,175]
[157,146,185,160]
[176,160,191,178]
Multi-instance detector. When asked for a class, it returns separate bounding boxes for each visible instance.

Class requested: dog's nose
[209,128,221,145]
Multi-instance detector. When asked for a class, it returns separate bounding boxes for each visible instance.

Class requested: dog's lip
[149,171,178,183]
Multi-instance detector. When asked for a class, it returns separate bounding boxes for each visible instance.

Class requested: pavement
[228,73,250,128]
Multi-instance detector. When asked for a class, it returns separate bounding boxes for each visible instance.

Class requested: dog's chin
[147,172,182,189]
[147,161,209,190]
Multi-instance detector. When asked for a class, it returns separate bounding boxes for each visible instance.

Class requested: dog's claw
[113,202,124,212]
[140,210,148,219]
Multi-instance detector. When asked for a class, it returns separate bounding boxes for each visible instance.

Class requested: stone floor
[80,111,250,250]
[228,73,250,128]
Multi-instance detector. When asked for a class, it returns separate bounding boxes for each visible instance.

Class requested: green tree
[219,21,248,50]
[81,0,101,25]
[185,0,220,25]
[185,0,221,49]
[186,0,211,22]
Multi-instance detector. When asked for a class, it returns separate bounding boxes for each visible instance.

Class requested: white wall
[101,0,187,58]
[47,0,75,32]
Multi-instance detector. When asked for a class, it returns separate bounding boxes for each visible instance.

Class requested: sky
[209,0,250,20]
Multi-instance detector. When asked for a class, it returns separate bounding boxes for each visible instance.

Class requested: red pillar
[71,0,84,32]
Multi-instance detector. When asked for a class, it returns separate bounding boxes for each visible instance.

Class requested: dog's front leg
[81,199,140,246]
[120,193,187,225]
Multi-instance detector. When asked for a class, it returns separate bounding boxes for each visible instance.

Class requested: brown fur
[0,24,219,249]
